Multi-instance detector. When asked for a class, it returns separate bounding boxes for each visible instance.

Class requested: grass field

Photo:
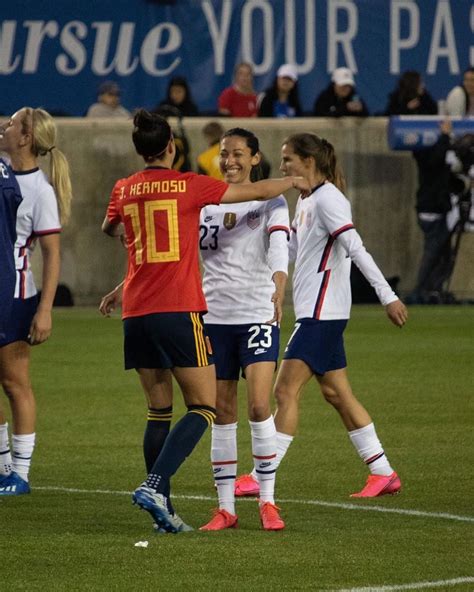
[2,305,473,592]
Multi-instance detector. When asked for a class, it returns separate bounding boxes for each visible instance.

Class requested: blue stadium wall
[1,0,473,116]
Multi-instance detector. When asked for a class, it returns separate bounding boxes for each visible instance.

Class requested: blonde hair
[21,107,73,224]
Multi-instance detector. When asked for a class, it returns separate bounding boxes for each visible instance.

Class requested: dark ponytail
[132,109,172,162]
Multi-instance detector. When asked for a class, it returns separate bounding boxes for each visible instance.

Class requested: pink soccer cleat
[234,473,260,497]
[259,501,285,531]
[199,509,238,531]
[350,471,401,498]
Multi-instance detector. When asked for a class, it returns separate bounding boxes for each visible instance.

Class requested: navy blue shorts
[123,311,213,370]
[206,323,279,380]
[283,318,347,375]
[0,296,38,347]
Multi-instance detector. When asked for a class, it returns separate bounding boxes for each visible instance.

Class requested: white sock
[211,423,237,515]
[249,416,277,504]
[0,423,12,476]
[250,429,294,480]
[12,433,36,482]
[348,423,393,476]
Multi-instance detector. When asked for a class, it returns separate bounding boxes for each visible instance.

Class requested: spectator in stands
[406,120,456,304]
[197,121,225,179]
[258,64,302,118]
[154,76,199,118]
[385,71,437,115]
[86,81,131,118]
[218,63,257,118]
[446,67,474,116]
[313,67,368,117]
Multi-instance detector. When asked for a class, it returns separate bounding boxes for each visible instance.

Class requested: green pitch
[2,306,473,591]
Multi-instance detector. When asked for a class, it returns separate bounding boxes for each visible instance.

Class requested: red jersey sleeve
[189,174,229,208]
[106,179,126,224]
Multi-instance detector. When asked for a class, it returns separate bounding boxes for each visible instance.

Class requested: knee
[320,384,342,408]
[274,382,299,408]
[248,401,270,422]
[1,377,31,401]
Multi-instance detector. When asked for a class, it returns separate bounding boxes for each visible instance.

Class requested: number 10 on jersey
[123,199,180,264]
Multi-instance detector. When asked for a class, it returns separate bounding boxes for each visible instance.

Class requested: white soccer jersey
[14,168,61,299]
[200,196,289,324]
[291,182,397,320]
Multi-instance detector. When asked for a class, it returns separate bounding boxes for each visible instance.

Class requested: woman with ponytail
[0,107,72,495]
[237,133,408,507]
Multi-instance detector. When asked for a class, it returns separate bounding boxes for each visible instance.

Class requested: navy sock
[143,406,173,473]
[146,405,216,496]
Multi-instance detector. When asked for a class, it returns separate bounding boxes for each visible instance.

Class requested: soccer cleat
[350,471,401,498]
[199,509,238,531]
[0,472,31,496]
[259,501,285,531]
[153,512,193,533]
[234,473,260,497]
[132,484,183,533]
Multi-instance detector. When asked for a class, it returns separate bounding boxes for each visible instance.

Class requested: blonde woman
[0,107,72,495]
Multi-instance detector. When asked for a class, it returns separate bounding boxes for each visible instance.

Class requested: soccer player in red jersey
[101,109,309,533]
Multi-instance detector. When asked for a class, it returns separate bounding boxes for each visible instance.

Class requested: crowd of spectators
[81,64,473,122]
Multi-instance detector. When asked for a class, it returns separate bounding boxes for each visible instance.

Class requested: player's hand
[99,285,123,317]
[28,309,52,345]
[292,176,312,198]
[385,299,408,328]
[266,289,284,325]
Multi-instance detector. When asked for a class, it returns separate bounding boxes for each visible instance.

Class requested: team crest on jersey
[223,212,237,230]
[306,211,312,227]
[247,209,261,229]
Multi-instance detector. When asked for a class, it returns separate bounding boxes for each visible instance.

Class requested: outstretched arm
[221,176,310,204]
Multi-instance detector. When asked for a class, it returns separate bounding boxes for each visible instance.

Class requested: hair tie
[49,145,56,152]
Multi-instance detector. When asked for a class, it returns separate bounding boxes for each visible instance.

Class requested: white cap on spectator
[277,64,298,81]
[332,67,354,86]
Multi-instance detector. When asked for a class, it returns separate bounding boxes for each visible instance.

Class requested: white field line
[334,576,474,591]
[33,485,474,524]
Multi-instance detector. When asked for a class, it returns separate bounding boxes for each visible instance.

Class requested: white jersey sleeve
[266,196,289,275]
[336,229,398,306]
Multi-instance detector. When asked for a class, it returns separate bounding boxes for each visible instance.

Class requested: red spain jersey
[107,167,228,318]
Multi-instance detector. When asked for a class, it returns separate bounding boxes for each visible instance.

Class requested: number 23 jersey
[106,167,228,318]
[200,196,289,324]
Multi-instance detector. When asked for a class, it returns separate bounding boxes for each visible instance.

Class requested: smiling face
[219,135,260,184]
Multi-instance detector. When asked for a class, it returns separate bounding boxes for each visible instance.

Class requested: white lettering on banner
[23,20,58,73]
[57,21,87,76]
[140,23,181,76]
[284,0,315,75]
[327,0,358,73]
[140,23,182,76]
[390,0,420,73]
[427,0,459,74]
[91,22,139,75]
[0,2,470,81]
[0,21,21,74]
[241,0,273,74]
[202,0,232,75]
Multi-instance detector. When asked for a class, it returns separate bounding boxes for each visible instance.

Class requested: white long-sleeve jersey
[13,168,61,299]
[200,196,289,324]
[291,182,398,320]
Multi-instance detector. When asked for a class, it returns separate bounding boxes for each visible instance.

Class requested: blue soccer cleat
[0,472,31,496]
[153,512,193,534]
[133,484,189,534]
